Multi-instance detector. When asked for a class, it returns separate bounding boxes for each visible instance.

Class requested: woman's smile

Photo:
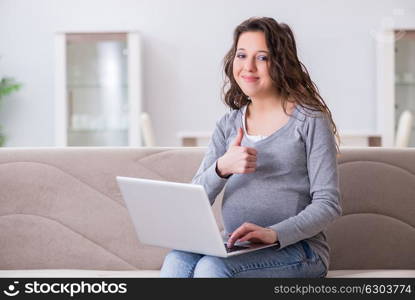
[241,75,259,83]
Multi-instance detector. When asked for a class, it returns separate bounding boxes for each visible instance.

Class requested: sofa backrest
[0,147,414,270]
[331,147,415,270]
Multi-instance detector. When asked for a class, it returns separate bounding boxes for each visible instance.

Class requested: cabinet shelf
[396,82,415,86]
[67,84,129,88]
[69,128,128,133]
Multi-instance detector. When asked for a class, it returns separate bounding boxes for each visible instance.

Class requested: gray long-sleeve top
[191,104,342,270]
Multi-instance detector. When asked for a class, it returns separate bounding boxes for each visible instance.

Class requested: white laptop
[116,176,280,257]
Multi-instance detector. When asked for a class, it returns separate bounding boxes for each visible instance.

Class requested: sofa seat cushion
[0,269,161,278]
[1,269,414,278]
[327,270,415,278]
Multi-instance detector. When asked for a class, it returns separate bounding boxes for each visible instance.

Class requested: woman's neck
[248,95,284,116]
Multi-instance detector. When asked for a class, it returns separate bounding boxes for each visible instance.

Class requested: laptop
[116,176,280,257]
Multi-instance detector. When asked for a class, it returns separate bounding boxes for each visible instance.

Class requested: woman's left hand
[227,222,278,248]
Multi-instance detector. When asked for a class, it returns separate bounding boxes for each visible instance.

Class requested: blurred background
[0,0,414,148]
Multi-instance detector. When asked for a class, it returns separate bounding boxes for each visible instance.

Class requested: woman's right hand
[216,128,257,177]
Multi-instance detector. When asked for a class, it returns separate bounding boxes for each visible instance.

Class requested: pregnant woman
[160,16,342,278]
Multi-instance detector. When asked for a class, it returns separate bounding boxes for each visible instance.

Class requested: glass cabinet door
[395,31,415,147]
[66,33,129,146]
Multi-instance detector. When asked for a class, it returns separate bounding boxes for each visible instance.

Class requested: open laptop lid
[116,176,227,257]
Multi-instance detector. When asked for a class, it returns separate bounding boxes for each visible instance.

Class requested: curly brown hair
[222,17,340,151]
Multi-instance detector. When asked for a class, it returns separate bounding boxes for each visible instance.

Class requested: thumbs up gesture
[216,128,257,177]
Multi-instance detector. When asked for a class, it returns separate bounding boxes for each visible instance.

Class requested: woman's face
[233,31,275,99]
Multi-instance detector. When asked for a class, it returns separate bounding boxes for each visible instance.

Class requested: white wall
[1,0,415,147]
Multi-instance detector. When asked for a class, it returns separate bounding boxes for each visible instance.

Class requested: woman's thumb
[231,128,243,146]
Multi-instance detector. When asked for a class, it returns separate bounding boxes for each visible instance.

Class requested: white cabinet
[55,32,142,146]
[377,28,415,147]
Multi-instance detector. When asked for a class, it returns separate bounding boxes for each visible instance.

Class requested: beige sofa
[0,147,414,278]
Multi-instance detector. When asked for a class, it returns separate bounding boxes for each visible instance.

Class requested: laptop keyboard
[225,244,250,253]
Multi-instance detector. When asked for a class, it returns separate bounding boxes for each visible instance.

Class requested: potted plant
[0,77,21,146]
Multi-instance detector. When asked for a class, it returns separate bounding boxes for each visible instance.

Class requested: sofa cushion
[0,147,414,273]
[327,270,415,278]
[1,269,414,278]
[0,269,160,278]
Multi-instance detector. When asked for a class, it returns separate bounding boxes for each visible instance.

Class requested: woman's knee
[193,256,231,278]
[163,250,202,268]
[160,250,202,278]
[165,249,194,262]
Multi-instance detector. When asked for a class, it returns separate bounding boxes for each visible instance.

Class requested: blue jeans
[160,240,327,278]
